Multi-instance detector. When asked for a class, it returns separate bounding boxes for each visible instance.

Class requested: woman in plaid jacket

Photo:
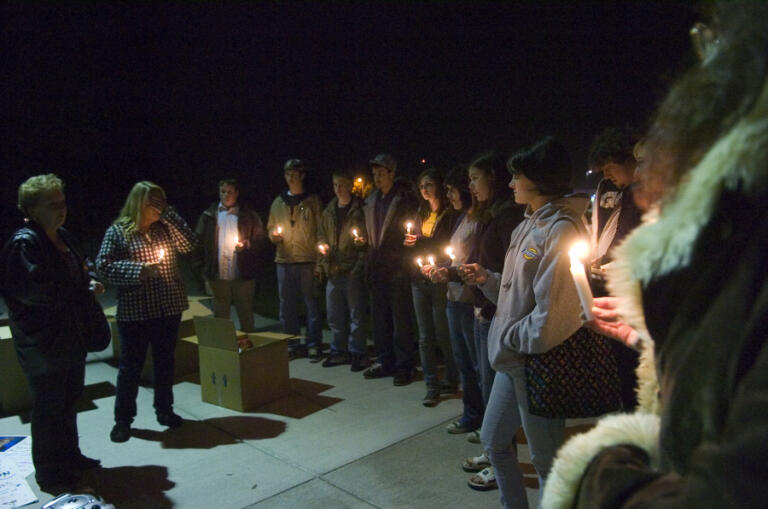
[96,181,197,443]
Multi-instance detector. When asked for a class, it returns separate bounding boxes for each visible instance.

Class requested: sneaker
[110,421,131,443]
[393,370,414,386]
[72,454,101,471]
[157,411,183,428]
[445,420,473,434]
[363,362,392,379]
[308,347,325,363]
[322,353,348,367]
[422,389,441,407]
[350,354,371,372]
[466,430,482,444]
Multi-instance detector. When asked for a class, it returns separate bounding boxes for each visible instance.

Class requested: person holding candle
[0,174,104,491]
[543,4,768,506]
[362,153,419,385]
[194,178,266,333]
[266,159,324,360]
[315,170,370,371]
[460,137,589,506]
[404,167,460,406]
[96,181,197,443]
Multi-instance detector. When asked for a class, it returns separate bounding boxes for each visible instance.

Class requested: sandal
[466,430,481,444]
[462,451,491,473]
[467,467,497,491]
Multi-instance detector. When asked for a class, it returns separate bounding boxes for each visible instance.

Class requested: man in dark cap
[361,154,419,385]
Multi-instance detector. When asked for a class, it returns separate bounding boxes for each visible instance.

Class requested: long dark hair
[642,1,768,206]
[468,151,510,222]
[444,165,472,211]
[416,168,446,220]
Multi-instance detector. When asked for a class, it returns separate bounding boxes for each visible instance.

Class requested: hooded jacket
[542,92,768,508]
[480,194,589,374]
[266,191,322,264]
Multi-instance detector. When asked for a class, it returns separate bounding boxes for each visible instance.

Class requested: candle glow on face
[568,241,594,321]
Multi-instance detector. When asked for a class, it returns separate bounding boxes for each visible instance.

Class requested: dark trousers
[115,314,180,423]
[369,276,415,373]
[27,361,85,475]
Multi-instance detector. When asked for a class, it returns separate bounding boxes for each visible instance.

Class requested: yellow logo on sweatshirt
[522,247,539,260]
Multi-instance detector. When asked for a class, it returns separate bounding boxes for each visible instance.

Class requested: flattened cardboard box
[194,317,293,412]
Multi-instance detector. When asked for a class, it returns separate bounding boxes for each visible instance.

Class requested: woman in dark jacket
[404,168,460,407]
[0,174,102,491]
[542,3,768,507]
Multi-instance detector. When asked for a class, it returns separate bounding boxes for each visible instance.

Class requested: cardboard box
[194,317,293,411]
[106,298,212,382]
[0,326,33,414]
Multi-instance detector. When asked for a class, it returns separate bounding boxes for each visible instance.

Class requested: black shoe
[440,383,461,395]
[322,353,348,367]
[288,348,307,360]
[110,422,131,443]
[157,412,183,428]
[423,388,441,407]
[72,454,101,470]
[350,354,371,372]
[363,362,392,379]
[393,370,414,386]
[308,347,325,363]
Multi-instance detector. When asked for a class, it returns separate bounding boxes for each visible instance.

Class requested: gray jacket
[481,194,589,374]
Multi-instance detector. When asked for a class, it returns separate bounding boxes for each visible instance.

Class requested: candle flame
[569,241,589,260]
[427,255,435,265]
[352,228,359,237]
[406,221,413,234]
[357,177,363,183]
[158,248,165,261]
[276,226,283,234]
[445,246,455,260]
[416,257,423,267]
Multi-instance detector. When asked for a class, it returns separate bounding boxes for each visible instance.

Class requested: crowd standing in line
[1,3,766,505]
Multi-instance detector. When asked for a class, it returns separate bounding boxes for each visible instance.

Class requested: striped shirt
[96,207,197,322]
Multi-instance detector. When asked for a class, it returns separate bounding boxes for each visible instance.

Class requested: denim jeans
[115,314,181,423]
[276,263,322,348]
[481,372,565,509]
[369,275,415,373]
[446,300,484,429]
[326,275,367,355]
[474,317,496,406]
[412,280,459,389]
[27,362,85,476]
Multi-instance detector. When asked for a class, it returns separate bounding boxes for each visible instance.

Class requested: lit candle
[415,257,424,267]
[445,246,456,261]
[351,228,360,240]
[427,255,435,266]
[276,225,283,235]
[569,241,594,321]
[234,234,243,249]
[317,243,328,255]
[356,177,363,184]
[406,221,414,235]
[157,248,165,262]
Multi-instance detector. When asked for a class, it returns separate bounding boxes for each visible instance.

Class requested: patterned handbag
[525,327,623,418]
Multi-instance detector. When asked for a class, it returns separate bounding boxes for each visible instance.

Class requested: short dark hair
[588,126,640,170]
[332,169,354,181]
[508,136,573,196]
[218,178,239,191]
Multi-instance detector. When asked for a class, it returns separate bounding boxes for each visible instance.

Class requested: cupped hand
[458,263,488,285]
[586,297,640,348]
[429,267,448,283]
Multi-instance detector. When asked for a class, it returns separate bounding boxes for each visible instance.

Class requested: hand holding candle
[272,225,284,243]
[317,243,329,256]
[234,234,244,250]
[403,221,416,246]
[569,241,594,321]
[445,246,456,262]
[415,257,424,267]
[157,248,165,263]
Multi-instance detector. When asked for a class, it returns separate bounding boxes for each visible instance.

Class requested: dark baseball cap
[284,159,305,172]
[369,153,397,172]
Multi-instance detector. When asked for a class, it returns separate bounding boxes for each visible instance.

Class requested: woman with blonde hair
[96,181,196,443]
[0,174,103,491]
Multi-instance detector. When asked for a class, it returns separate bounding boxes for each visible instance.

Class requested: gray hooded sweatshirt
[480,194,589,375]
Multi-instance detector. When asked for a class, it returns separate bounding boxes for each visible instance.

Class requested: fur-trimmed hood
[541,81,768,509]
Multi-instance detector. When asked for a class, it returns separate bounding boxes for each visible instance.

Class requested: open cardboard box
[194,317,294,412]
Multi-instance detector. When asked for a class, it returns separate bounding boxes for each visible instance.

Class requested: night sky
[2,1,698,248]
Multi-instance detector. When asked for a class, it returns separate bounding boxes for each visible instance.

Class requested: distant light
[420,159,426,164]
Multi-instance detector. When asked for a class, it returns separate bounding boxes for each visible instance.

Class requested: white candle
[157,248,165,262]
[416,257,424,267]
[445,246,456,261]
[427,255,435,266]
[275,225,283,235]
[351,228,360,240]
[406,221,413,235]
[569,241,594,321]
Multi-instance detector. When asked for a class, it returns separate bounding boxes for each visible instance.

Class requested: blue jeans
[369,276,415,373]
[412,280,459,389]
[326,275,367,355]
[474,317,496,406]
[115,314,180,423]
[481,372,565,509]
[446,300,484,429]
[276,263,322,349]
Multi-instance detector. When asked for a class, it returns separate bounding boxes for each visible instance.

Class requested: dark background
[1,1,699,251]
